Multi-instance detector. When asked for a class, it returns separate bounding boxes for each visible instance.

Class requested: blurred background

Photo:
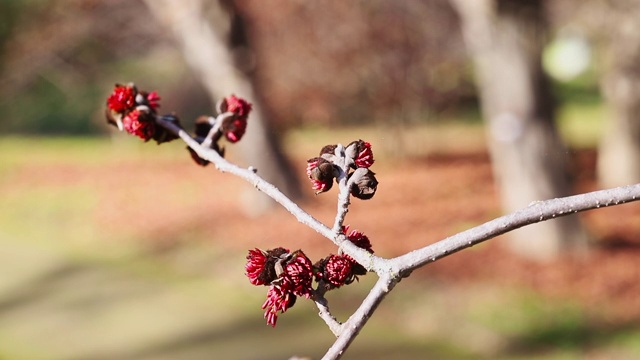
[2,0,640,359]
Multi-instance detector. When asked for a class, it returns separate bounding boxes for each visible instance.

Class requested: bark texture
[597,0,640,187]
[145,0,300,214]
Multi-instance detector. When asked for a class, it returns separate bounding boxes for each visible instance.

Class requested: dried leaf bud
[349,168,378,200]
[105,108,124,131]
[306,157,336,194]
[194,115,213,138]
[319,144,338,157]
[188,116,224,166]
[152,113,180,144]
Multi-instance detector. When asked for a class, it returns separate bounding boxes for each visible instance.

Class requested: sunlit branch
[390,184,640,273]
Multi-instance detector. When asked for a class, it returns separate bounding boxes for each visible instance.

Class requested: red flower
[315,255,354,289]
[245,247,291,286]
[122,109,155,141]
[281,251,314,298]
[346,139,374,168]
[145,91,161,111]
[355,141,374,168]
[246,248,268,286]
[262,285,296,327]
[221,117,247,143]
[224,95,252,119]
[247,248,312,327]
[107,84,136,114]
[306,157,335,194]
[220,95,252,143]
[341,225,374,276]
[344,226,374,255]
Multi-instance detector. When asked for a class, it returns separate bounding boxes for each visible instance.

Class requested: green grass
[557,101,607,148]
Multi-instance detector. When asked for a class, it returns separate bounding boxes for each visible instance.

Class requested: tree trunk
[597,1,640,188]
[144,0,301,214]
[450,0,589,260]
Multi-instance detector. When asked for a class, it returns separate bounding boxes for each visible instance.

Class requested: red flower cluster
[189,95,253,166]
[306,140,378,199]
[314,254,353,288]
[245,226,374,326]
[106,85,136,113]
[245,248,314,327]
[122,109,155,141]
[313,226,374,290]
[220,95,252,143]
[105,83,177,143]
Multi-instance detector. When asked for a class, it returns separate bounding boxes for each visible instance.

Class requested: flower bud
[349,168,378,200]
[342,225,374,275]
[306,157,337,194]
[188,116,224,166]
[220,116,248,143]
[245,247,291,286]
[346,139,374,168]
[141,91,161,111]
[122,109,155,141]
[280,250,314,298]
[319,144,337,156]
[219,95,252,143]
[106,83,136,114]
[314,254,355,290]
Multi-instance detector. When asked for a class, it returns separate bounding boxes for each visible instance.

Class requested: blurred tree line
[0,0,472,135]
[2,0,640,260]
[0,0,613,136]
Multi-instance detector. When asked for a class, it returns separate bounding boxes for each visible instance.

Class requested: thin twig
[200,115,221,149]
[312,289,342,336]
[322,275,396,360]
[157,116,334,241]
[332,173,351,235]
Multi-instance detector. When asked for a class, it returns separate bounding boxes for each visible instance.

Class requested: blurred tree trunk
[597,1,640,188]
[450,0,589,260]
[144,0,300,214]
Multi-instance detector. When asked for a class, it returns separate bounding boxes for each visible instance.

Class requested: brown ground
[23,147,640,323]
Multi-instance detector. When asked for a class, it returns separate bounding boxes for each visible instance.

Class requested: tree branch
[157,116,334,241]
[390,185,640,273]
